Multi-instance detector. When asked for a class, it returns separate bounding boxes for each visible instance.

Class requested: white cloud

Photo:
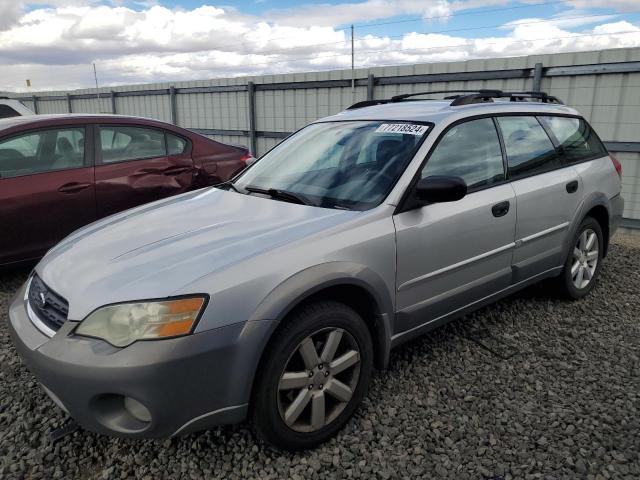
[502,10,620,31]
[0,1,638,91]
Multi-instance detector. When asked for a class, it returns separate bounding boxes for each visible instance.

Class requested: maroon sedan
[0,114,253,266]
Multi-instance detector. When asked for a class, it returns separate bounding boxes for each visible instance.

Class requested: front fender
[248,262,395,368]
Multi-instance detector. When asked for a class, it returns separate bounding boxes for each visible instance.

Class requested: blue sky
[1,0,639,91]
[166,0,640,38]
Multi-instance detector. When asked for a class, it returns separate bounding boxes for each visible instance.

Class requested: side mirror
[415,175,467,203]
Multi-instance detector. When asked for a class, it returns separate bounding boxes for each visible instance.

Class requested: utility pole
[93,62,99,100]
[351,24,355,98]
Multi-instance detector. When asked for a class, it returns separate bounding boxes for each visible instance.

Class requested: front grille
[28,274,69,332]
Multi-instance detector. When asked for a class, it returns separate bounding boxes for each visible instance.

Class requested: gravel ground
[1,234,639,480]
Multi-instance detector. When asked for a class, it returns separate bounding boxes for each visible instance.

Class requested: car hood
[37,188,359,320]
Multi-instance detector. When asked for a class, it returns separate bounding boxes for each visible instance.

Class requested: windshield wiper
[244,186,315,206]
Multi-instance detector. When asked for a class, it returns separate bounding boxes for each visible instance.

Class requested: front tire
[252,301,373,450]
[557,216,604,299]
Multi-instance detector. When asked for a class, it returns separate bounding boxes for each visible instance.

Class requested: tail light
[240,152,257,166]
[610,154,622,179]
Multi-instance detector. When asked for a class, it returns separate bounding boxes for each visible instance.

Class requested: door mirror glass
[415,176,467,203]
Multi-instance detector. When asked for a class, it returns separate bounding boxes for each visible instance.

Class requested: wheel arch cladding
[565,193,611,260]
[584,204,609,257]
[249,263,394,375]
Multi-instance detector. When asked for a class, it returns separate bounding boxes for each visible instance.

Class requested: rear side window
[421,118,505,191]
[99,126,166,163]
[539,116,606,163]
[0,105,21,119]
[167,133,188,155]
[0,128,85,179]
[497,116,561,180]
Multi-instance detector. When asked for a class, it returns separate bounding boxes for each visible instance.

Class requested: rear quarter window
[0,105,21,119]
[539,116,606,163]
[167,133,188,155]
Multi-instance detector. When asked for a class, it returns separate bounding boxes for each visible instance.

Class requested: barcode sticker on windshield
[375,123,429,136]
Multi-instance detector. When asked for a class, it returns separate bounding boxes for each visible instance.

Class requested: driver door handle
[58,182,91,194]
[163,166,192,176]
[491,201,510,217]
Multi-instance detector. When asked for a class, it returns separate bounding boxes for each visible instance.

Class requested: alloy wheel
[571,228,599,289]
[277,327,361,433]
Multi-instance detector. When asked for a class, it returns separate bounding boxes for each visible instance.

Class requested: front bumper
[8,283,273,438]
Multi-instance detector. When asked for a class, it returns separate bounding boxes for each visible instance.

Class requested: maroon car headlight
[74,296,207,347]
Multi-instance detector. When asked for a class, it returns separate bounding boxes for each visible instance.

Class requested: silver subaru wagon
[8,90,624,450]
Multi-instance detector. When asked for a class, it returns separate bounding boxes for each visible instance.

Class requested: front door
[94,124,194,218]
[393,117,516,337]
[0,126,95,265]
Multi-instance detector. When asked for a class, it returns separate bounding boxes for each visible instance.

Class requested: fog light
[124,397,151,423]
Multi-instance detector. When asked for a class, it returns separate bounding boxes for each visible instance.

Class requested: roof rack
[346,89,563,109]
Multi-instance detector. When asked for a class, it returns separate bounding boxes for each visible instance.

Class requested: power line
[240,29,640,69]
[240,11,634,58]
[196,0,604,58]
[351,0,597,29]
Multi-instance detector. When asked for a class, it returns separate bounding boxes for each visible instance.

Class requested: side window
[167,133,188,155]
[99,126,166,163]
[539,116,606,163]
[0,128,85,179]
[0,105,21,119]
[421,118,504,190]
[497,116,561,180]
[53,129,85,170]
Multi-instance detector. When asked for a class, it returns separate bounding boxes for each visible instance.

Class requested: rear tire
[251,301,373,451]
[556,216,604,299]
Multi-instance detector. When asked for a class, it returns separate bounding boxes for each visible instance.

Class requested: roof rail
[450,90,563,106]
[390,89,503,101]
[346,89,564,109]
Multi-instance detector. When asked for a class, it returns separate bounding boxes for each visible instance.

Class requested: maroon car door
[0,126,96,265]
[94,124,194,218]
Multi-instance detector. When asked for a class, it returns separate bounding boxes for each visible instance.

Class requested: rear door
[94,124,194,218]
[496,115,583,282]
[0,126,95,265]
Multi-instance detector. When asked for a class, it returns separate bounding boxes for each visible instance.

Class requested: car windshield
[231,121,430,210]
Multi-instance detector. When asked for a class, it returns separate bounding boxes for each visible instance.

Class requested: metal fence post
[66,94,72,113]
[169,86,177,125]
[110,91,117,114]
[32,95,38,114]
[367,74,375,101]
[247,82,257,155]
[532,63,544,92]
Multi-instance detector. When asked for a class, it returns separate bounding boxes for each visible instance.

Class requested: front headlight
[75,296,207,347]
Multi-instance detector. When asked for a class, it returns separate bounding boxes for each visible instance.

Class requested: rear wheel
[252,301,373,450]
[557,216,603,299]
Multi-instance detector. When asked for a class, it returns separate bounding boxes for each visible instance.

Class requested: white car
[0,97,34,118]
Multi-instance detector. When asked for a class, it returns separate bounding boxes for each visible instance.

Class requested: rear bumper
[610,193,624,237]
[8,283,273,438]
